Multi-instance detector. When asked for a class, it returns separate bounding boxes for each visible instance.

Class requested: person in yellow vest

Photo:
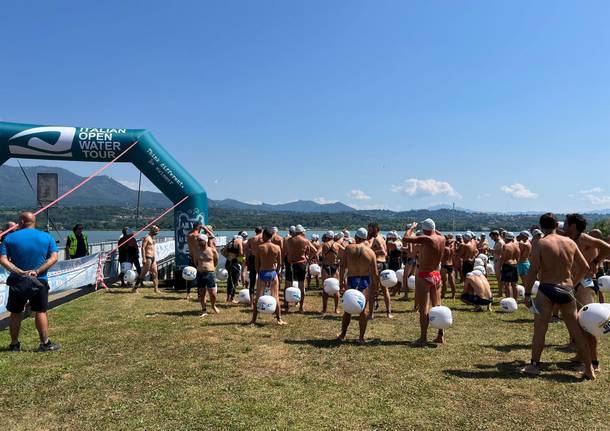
[65,224,89,260]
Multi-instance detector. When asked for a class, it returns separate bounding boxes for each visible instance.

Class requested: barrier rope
[0,140,139,240]
[94,195,189,290]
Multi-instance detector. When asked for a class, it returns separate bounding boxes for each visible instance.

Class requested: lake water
[52,229,496,248]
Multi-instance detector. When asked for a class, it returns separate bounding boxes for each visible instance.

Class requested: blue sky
[1,1,610,212]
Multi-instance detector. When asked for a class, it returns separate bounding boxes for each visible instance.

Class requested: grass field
[1,277,609,431]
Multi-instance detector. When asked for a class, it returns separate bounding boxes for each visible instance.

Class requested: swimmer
[386,232,403,296]
[320,231,343,315]
[367,222,393,319]
[490,230,505,296]
[285,225,316,313]
[244,227,264,301]
[522,213,594,379]
[456,232,478,283]
[185,221,203,300]
[441,236,456,299]
[222,234,243,303]
[498,232,520,299]
[477,234,489,255]
[337,228,378,344]
[306,234,321,291]
[250,228,286,326]
[564,214,610,372]
[134,225,160,294]
[461,271,493,312]
[402,219,446,346]
[193,234,219,316]
[517,231,533,285]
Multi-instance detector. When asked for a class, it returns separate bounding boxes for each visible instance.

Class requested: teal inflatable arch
[0,121,208,269]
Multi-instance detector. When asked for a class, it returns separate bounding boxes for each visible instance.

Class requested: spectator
[0,212,60,352]
[118,227,141,287]
[65,224,89,260]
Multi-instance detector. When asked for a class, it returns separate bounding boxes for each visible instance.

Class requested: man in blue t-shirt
[0,212,60,352]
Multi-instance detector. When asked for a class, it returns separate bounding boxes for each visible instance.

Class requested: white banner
[0,254,100,314]
[0,240,176,315]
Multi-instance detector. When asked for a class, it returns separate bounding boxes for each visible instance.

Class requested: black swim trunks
[196,271,216,290]
[538,283,574,304]
[462,260,475,278]
[500,264,519,283]
[377,262,388,272]
[322,264,338,277]
[442,264,454,274]
[284,257,293,282]
[291,262,307,282]
[461,293,492,306]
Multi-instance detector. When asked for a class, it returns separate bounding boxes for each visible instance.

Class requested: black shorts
[500,264,519,283]
[196,271,216,290]
[7,279,50,313]
[247,255,256,271]
[442,264,454,274]
[322,264,337,277]
[539,283,574,304]
[291,262,307,282]
[377,262,388,272]
[462,260,475,278]
[284,258,293,282]
[461,293,492,306]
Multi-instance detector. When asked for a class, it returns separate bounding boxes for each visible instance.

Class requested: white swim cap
[333,232,343,240]
[355,227,368,239]
[324,230,334,239]
[198,234,208,242]
[272,227,279,233]
[463,233,472,241]
[532,229,543,238]
[505,232,515,240]
[343,230,350,238]
[519,231,530,239]
[386,231,397,239]
[421,218,436,232]
[295,224,306,233]
[289,225,296,233]
[311,234,319,240]
[241,231,249,238]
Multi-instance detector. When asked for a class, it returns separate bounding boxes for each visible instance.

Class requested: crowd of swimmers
[172,213,609,380]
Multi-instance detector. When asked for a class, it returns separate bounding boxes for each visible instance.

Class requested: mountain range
[2,165,610,217]
[0,165,356,213]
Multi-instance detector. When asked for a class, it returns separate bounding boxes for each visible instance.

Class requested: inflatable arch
[0,121,208,271]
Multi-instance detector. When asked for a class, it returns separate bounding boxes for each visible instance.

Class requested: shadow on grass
[444,361,584,383]
[505,318,534,324]
[105,289,134,295]
[482,343,560,353]
[146,310,202,317]
[284,338,416,349]
[143,295,183,301]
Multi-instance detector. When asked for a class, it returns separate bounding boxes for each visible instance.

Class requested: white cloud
[500,183,538,199]
[313,197,337,205]
[580,187,603,194]
[584,194,610,205]
[213,179,219,184]
[118,180,155,192]
[347,189,371,201]
[391,178,460,198]
[245,200,263,205]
